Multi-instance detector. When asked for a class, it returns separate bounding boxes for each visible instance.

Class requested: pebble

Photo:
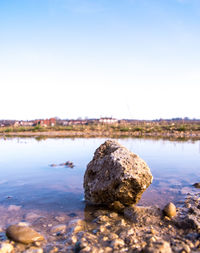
[108,232,118,240]
[104,247,113,252]
[99,225,107,233]
[2,191,200,253]
[96,215,110,223]
[54,216,65,222]
[182,244,191,253]
[24,248,43,253]
[194,240,200,247]
[17,222,30,227]
[6,224,44,244]
[145,240,172,253]
[193,183,200,188]
[0,242,14,253]
[109,201,125,213]
[8,205,21,211]
[25,213,42,220]
[163,202,177,218]
[108,212,118,219]
[50,224,66,234]
[70,219,86,233]
[110,238,125,249]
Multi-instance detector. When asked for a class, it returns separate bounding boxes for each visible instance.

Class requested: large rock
[84,140,153,206]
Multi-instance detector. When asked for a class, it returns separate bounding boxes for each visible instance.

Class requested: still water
[0,137,200,213]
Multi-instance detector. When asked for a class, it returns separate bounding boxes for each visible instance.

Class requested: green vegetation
[0,121,200,139]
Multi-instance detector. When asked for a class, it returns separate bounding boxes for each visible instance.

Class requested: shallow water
[0,137,200,215]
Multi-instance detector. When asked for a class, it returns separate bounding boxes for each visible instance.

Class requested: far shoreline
[1,129,200,141]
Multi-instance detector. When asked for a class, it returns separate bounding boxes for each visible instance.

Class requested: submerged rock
[6,224,44,244]
[50,224,66,234]
[84,140,153,206]
[193,183,200,188]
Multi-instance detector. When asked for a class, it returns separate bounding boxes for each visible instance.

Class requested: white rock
[0,243,14,253]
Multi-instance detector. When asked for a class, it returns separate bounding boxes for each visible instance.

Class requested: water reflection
[0,137,199,212]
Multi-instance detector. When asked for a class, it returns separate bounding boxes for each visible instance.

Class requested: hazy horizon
[0,116,199,122]
[1,0,200,120]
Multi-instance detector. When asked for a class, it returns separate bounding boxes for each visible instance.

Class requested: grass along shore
[0,122,200,140]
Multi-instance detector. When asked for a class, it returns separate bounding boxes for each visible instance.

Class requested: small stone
[49,247,59,253]
[68,212,77,218]
[70,235,78,244]
[24,248,43,253]
[108,212,118,219]
[50,164,57,167]
[17,222,30,227]
[193,183,200,188]
[194,240,200,247]
[108,233,118,240]
[50,224,66,234]
[55,216,65,222]
[96,215,110,223]
[25,213,41,221]
[99,225,107,233]
[0,242,14,253]
[102,236,109,241]
[34,242,42,247]
[110,238,125,249]
[185,203,191,208]
[150,228,156,235]
[75,238,88,251]
[104,247,113,253]
[8,205,21,211]
[163,202,176,218]
[149,236,156,242]
[182,244,191,253]
[108,201,125,213]
[124,205,162,225]
[6,224,44,244]
[144,240,172,253]
[69,219,86,233]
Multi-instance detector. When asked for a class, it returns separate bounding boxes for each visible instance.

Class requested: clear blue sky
[0,0,199,120]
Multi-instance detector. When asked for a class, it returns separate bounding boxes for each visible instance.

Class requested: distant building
[0,120,16,127]
[14,121,34,127]
[34,118,56,127]
[99,117,118,124]
[61,120,88,125]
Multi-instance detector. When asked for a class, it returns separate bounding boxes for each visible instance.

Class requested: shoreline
[0,190,200,252]
[0,130,200,141]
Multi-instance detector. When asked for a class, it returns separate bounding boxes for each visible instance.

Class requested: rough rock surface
[124,205,162,225]
[84,140,153,206]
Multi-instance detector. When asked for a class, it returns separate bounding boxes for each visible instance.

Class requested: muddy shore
[1,130,200,141]
[0,190,200,252]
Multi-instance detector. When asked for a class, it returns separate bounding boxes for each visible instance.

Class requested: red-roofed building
[34,118,56,127]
